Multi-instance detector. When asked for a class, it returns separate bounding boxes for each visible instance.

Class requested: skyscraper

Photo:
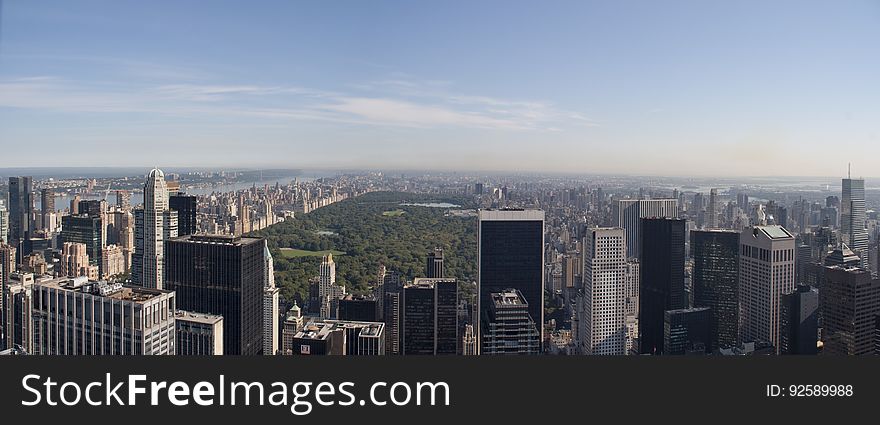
[779,284,818,355]
[616,199,678,258]
[663,307,711,355]
[401,278,458,355]
[706,188,719,228]
[481,289,540,355]
[0,204,8,244]
[164,234,265,355]
[61,214,103,275]
[638,218,686,354]
[39,188,54,231]
[262,241,279,355]
[426,247,444,278]
[175,311,224,356]
[132,168,177,289]
[691,229,739,350]
[841,175,868,268]
[478,209,544,354]
[32,278,176,355]
[7,177,33,250]
[820,265,880,355]
[738,225,796,353]
[581,227,627,355]
[169,193,198,236]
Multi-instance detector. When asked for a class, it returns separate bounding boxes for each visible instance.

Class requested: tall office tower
[562,255,579,289]
[281,303,304,355]
[60,242,94,278]
[616,199,678,258]
[841,176,868,268]
[474,183,484,195]
[164,234,265,355]
[481,289,541,355]
[384,290,402,355]
[581,227,627,355]
[338,295,379,322]
[7,177,33,247]
[820,266,880,355]
[291,320,385,356]
[175,311,224,356]
[169,193,198,236]
[0,204,8,243]
[638,218,687,354]
[779,285,818,355]
[691,229,740,351]
[70,195,81,215]
[116,190,131,211]
[262,241,279,355]
[3,273,34,352]
[39,188,54,231]
[663,307,711,355]
[426,247,445,278]
[318,253,336,311]
[100,244,125,279]
[706,189,719,229]
[738,225,796,354]
[0,244,15,346]
[133,168,177,289]
[401,278,458,355]
[624,259,640,353]
[32,278,176,355]
[737,193,749,211]
[478,209,544,354]
[461,324,477,355]
[61,214,103,275]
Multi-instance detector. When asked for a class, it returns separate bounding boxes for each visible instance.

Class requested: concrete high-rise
[691,229,739,350]
[7,177,33,252]
[581,227,627,355]
[616,199,678,258]
[262,241,279,355]
[32,278,176,355]
[175,311,224,356]
[841,176,868,268]
[478,209,544,354]
[39,188,54,231]
[132,168,177,289]
[706,189,719,228]
[638,218,687,354]
[738,225,796,353]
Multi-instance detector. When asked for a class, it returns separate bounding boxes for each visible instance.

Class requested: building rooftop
[295,320,384,340]
[408,277,457,289]
[490,289,528,308]
[176,310,223,325]
[36,277,172,303]
[172,234,264,246]
[754,225,793,240]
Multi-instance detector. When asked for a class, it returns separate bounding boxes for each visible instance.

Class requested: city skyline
[1,1,878,176]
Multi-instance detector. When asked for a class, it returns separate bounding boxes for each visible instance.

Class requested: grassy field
[278,248,346,258]
[382,209,406,217]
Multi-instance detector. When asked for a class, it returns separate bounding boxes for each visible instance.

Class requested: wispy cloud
[0,74,596,131]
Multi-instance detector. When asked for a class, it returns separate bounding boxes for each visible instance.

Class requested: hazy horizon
[1,1,878,176]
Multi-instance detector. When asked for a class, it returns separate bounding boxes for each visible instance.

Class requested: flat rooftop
[36,277,172,303]
[176,310,223,325]
[172,234,264,246]
[490,289,528,307]
[295,320,384,340]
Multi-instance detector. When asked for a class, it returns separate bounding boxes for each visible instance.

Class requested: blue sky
[1,0,878,177]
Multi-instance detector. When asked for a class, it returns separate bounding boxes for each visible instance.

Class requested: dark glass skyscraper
[7,176,33,247]
[169,194,198,236]
[478,209,544,354]
[164,234,265,355]
[820,265,880,355]
[639,217,686,354]
[779,284,818,355]
[60,214,103,274]
[425,247,444,278]
[663,307,711,355]
[691,229,739,350]
[401,278,458,355]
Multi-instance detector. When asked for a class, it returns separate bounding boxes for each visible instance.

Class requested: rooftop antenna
[848,163,851,179]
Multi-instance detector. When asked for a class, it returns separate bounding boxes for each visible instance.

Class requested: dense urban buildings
[291,319,385,356]
[663,307,711,355]
[478,209,544,354]
[401,278,458,355]
[639,218,687,354]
